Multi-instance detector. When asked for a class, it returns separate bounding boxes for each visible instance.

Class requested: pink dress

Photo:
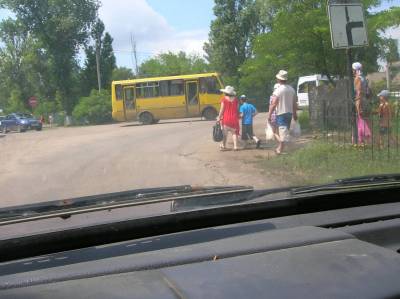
[221,96,240,135]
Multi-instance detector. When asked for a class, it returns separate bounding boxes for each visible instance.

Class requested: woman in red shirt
[218,86,240,151]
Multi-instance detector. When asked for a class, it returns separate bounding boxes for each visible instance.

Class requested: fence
[308,80,400,160]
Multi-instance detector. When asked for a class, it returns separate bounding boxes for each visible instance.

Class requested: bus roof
[112,72,220,85]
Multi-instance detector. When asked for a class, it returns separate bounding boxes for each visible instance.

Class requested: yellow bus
[111,73,224,124]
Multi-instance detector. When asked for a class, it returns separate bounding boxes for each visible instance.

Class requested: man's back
[273,84,296,115]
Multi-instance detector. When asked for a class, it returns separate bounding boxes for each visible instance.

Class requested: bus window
[200,77,220,94]
[115,84,123,100]
[160,81,169,96]
[137,82,160,98]
[170,80,184,96]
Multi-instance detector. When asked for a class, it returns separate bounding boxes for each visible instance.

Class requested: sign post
[328,0,368,145]
[28,96,38,109]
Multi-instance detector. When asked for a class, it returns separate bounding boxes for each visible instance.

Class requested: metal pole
[347,48,357,145]
[386,63,391,91]
[96,38,102,92]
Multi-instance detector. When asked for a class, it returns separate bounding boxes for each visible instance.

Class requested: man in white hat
[268,70,298,154]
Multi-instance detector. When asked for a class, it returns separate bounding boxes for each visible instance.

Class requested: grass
[298,110,310,132]
[260,141,400,186]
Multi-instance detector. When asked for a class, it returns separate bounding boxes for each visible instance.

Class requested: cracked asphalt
[0,114,283,208]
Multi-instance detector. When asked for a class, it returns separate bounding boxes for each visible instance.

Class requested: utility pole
[96,31,102,92]
[130,33,139,76]
[94,16,102,92]
[386,63,391,90]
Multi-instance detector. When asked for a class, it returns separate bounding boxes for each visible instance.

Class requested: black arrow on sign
[345,6,364,46]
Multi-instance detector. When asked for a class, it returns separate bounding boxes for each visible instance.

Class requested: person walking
[268,83,280,139]
[352,62,372,145]
[268,70,298,154]
[239,95,261,148]
[218,86,240,151]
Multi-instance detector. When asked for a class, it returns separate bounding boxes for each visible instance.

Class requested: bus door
[123,86,136,121]
[185,81,200,117]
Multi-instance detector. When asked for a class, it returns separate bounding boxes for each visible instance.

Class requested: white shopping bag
[290,120,301,138]
[265,122,274,141]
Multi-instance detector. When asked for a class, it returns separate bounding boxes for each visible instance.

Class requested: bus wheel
[139,112,154,125]
[203,107,218,120]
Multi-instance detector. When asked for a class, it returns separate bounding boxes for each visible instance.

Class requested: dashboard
[1,200,400,298]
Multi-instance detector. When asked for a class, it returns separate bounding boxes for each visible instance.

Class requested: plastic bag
[213,121,224,142]
[265,122,274,141]
[290,120,301,138]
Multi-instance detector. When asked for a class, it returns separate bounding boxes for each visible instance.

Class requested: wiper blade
[335,173,400,184]
[0,185,253,226]
[292,174,400,195]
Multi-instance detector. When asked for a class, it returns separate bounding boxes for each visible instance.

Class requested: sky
[0,0,399,69]
[98,0,215,68]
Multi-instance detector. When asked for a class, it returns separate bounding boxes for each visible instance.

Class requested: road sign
[328,0,368,49]
[28,96,38,108]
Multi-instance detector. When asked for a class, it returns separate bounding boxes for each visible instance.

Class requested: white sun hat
[220,85,236,96]
[352,62,362,70]
[276,70,288,81]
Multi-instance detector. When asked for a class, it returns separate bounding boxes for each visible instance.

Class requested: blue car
[0,113,42,133]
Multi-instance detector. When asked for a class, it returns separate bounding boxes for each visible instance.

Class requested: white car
[297,74,330,108]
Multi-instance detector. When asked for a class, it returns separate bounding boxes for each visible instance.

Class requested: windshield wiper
[292,174,400,195]
[0,185,254,226]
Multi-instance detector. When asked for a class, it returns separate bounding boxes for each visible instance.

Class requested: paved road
[0,114,281,208]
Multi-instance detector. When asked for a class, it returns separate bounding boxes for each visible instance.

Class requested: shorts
[276,113,292,129]
[380,127,391,135]
[276,113,292,142]
[242,124,254,140]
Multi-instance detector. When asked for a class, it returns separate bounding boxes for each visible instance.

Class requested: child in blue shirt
[239,95,261,148]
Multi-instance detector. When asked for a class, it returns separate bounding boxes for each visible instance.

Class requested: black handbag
[213,121,223,142]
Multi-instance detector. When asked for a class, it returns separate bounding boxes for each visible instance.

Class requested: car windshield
[19,113,33,118]
[0,0,399,224]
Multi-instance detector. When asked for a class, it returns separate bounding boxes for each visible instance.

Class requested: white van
[297,74,329,108]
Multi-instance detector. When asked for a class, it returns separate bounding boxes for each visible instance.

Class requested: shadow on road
[120,118,212,128]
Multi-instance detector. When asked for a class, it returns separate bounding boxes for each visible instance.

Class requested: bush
[298,110,310,131]
[72,89,112,125]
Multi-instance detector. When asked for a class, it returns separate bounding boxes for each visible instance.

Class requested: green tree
[0,18,54,112]
[0,0,100,114]
[80,20,116,95]
[204,0,261,85]
[5,89,26,113]
[239,0,400,103]
[72,89,112,125]
[111,67,134,81]
[139,51,210,77]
